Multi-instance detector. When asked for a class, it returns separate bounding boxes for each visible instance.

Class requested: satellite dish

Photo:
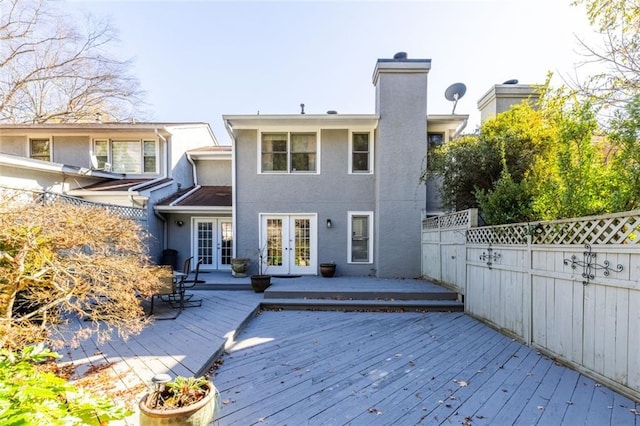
[445,82,466,114]
[503,79,518,84]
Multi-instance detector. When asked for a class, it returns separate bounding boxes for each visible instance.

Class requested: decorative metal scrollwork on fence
[563,243,624,286]
[480,245,501,269]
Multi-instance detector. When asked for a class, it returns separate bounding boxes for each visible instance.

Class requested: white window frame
[348,130,374,174]
[143,139,158,173]
[92,138,159,174]
[257,130,321,175]
[347,211,374,264]
[29,137,52,162]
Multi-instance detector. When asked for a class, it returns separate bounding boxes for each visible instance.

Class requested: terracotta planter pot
[139,381,217,426]
[250,275,271,292]
[319,263,336,278]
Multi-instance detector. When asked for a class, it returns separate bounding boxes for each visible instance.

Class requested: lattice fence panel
[467,211,640,246]
[467,224,530,245]
[2,186,146,222]
[532,213,639,245]
[422,209,476,230]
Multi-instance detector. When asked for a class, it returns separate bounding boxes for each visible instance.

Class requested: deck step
[264,289,458,301]
[260,298,464,312]
[193,283,252,291]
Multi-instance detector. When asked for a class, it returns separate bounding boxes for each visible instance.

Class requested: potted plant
[250,246,271,292]
[138,374,219,426]
[319,262,336,278]
[230,257,250,277]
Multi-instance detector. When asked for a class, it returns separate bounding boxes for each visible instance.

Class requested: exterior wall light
[326,219,332,228]
[175,220,184,227]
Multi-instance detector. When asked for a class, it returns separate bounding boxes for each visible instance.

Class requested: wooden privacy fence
[422,209,640,401]
[421,209,478,295]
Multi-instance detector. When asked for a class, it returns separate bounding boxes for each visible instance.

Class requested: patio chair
[148,265,182,320]
[167,257,202,310]
[183,258,205,285]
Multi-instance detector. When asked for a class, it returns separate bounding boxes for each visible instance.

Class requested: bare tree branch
[0,0,146,123]
[570,0,640,108]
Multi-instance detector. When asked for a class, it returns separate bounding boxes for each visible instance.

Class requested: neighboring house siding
[53,136,90,166]
[0,135,27,156]
[167,125,217,185]
[196,159,232,186]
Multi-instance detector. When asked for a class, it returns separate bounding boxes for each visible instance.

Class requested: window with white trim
[30,138,51,161]
[350,132,372,173]
[93,139,109,169]
[348,211,373,263]
[261,132,317,173]
[92,139,158,174]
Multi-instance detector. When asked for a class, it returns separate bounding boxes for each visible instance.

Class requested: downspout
[225,119,238,258]
[153,208,168,249]
[156,129,170,178]
[156,128,171,251]
[186,152,198,186]
[453,118,468,139]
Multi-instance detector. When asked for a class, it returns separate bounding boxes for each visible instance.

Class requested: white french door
[261,214,317,275]
[192,218,233,271]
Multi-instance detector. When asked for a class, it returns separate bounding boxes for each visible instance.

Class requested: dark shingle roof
[157,186,231,207]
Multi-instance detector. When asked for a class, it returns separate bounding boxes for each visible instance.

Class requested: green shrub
[0,344,130,425]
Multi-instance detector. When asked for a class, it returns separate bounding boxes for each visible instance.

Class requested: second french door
[192,218,232,271]
[261,214,317,275]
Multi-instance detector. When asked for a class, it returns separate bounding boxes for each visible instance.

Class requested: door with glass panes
[261,215,317,275]
[192,218,232,270]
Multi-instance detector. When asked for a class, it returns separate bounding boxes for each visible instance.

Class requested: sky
[67,0,599,145]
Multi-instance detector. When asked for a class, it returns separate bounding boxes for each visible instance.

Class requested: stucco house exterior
[1,53,539,279]
[223,54,467,278]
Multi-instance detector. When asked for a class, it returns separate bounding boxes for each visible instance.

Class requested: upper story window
[30,138,51,162]
[350,132,372,174]
[93,139,158,174]
[261,132,317,173]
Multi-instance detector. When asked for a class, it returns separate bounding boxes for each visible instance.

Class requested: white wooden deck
[59,290,263,425]
[213,310,639,425]
[57,275,639,425]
